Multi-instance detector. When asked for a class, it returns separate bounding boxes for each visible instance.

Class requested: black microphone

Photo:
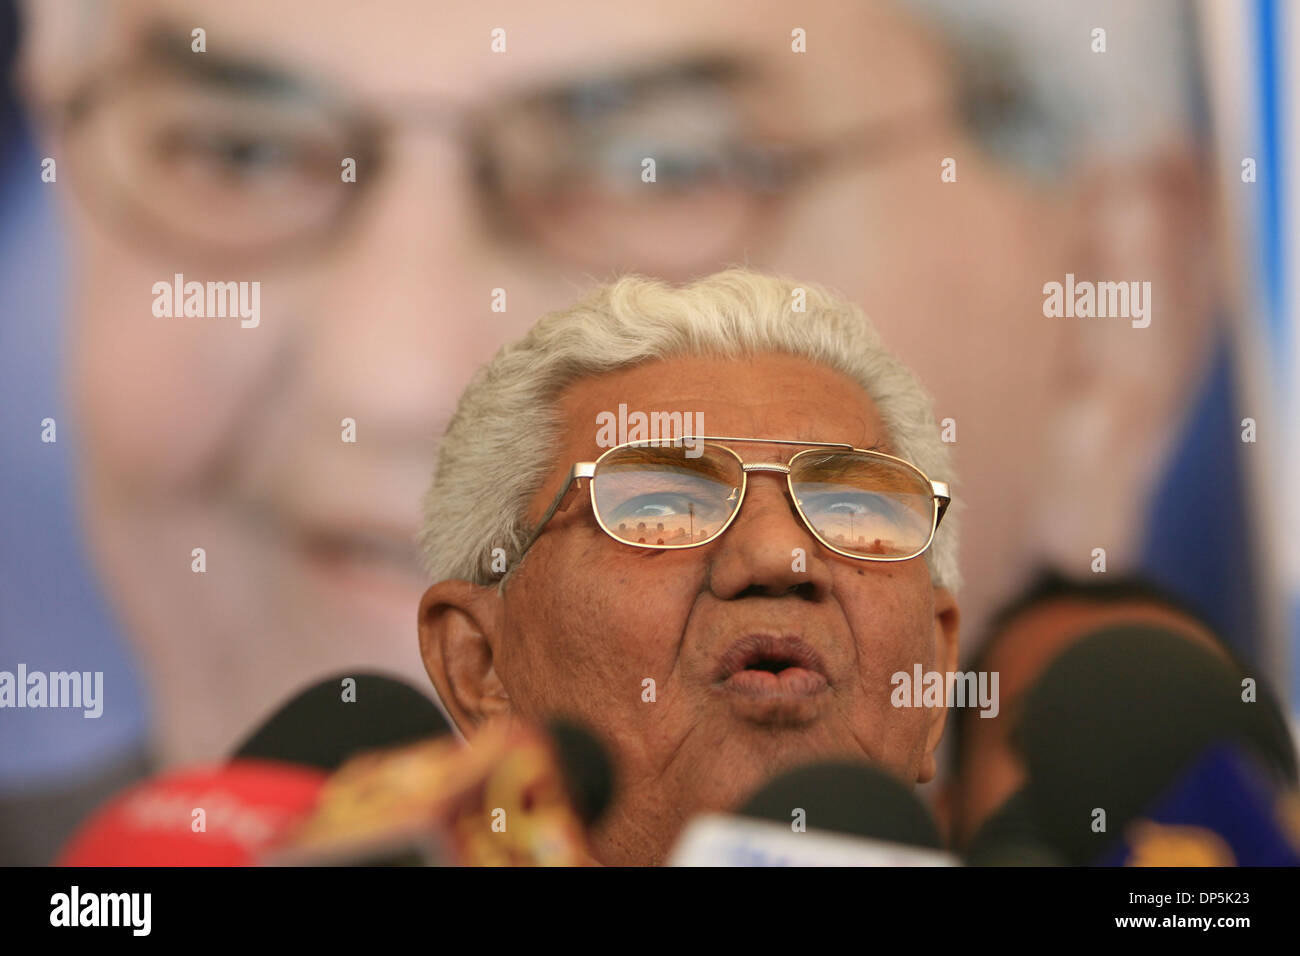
[230,672,453,771]
[962,788,1065,866]
[740,760,943,847]
[548,718,617,828]
[1014,624,1299,865]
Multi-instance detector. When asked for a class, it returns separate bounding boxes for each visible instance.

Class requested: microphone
[60,673,614,866]
[670,760,956,866]
[547,718,618,829]
[962,789,1066,866]
[231,671,453,771]
[264,718,615,866]
[1014,624,1300,866]
[233,673,614,864]
[56,761,327,866]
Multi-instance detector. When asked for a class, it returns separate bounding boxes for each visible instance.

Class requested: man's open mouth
[715,635,830,698]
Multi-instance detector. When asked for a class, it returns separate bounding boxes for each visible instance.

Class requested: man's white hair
[419,268,960,593]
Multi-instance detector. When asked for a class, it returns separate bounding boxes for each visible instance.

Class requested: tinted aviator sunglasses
[512,436,950,571]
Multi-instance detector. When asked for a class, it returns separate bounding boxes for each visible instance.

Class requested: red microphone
[57,760,328,866]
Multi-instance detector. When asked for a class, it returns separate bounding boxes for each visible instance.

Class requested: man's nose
[299,138,518,439]
[706,472,834,600]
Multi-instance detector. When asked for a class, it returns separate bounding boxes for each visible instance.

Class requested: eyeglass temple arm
[932,481,951,527]
[514,462,597,559]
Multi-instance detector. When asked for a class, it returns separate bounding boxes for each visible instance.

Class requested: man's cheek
[851,625,939,717]
[76,315,247,489]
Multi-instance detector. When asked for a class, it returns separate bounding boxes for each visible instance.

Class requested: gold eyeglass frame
[511,436,950,574]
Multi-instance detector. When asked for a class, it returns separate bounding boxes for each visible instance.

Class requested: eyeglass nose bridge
[737,461,819,531]
[738,462,796,509]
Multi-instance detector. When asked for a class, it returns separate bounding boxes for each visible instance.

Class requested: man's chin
[694,737,866,811]
[593,740,898,865]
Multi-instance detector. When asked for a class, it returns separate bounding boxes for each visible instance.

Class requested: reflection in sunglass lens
[790,452,934,558]
[591,445,742,546]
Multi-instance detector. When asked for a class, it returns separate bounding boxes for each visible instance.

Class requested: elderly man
[417,268,961,865]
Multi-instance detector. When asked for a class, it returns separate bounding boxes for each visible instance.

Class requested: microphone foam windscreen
[963,788,1066,866]
[547,719,616,827]
[737,760,942,849]
[231,672,452,772]
[1016,624,1283,863]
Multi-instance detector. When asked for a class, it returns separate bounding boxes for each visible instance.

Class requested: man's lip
[722,667,828,698]
[714,634,829,684]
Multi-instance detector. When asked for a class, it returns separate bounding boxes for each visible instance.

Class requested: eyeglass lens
[589,444,934,557]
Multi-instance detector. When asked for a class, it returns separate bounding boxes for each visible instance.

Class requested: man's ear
[919,586,961,784]
[1032,142,1217,572]
[418,579,511,736]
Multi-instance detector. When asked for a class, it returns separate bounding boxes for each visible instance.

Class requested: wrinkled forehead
[550,353,892,464]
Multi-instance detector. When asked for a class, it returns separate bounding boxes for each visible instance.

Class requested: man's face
[437,353,959,865]
[26,0,1173,761]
